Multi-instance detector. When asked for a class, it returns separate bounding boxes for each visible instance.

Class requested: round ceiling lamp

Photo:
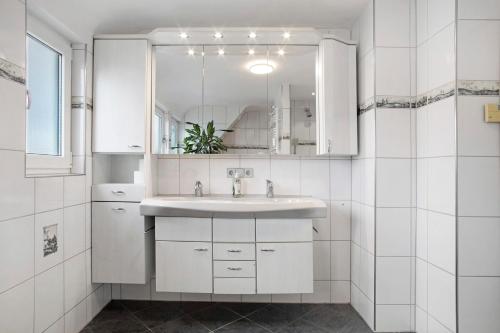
[247,59,276,75]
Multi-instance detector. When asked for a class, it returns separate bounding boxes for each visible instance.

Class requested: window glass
[26,35,62,155]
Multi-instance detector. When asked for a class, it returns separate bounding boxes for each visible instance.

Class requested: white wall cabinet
[317,38,358,155]
[93,39,149,153]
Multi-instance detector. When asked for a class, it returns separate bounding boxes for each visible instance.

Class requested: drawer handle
[227,267,242,271]
[128,145,142,148]
[111,190,126,195]
[260,248,275,252]
[112,208,126,212]
[194,248,208,252]
[227,249,242,253]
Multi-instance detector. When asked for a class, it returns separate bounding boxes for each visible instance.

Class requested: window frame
[26,16,72,175]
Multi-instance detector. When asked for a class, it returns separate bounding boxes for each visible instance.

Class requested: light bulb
[179,32,189,39]
[214,32,223,39]
[218,49,225,55]
[277,49,285,56]
[248,49,255,55]
[248,32,257,39]
[283,32,291,39]
[188,49,195,56]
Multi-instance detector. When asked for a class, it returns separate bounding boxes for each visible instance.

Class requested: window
[26,15,72,175]
[27,35,62,156]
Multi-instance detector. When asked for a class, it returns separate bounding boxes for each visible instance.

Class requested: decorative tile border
[71,96,93,110]
[458,80,499,96]
[376,96,412,109]
[0,58,25,84]
[416,81,456,108]
[358,96,375,114]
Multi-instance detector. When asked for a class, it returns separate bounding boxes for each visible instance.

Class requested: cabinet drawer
[214,278,256,294]
[92,184,145,202]
[156,241,212,293]
[256,219,312,242]
[213,243,255,260]
[213,218,255,242]
[214,261,256,278]
[156,217,211,241]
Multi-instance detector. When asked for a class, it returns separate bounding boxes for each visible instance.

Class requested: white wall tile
[416,209,428,260]
[330,159,352,200]
[375,0,411,47]
[417,41,429,94]
[86,285,111,322]
[35,264,64,333]
[376,257,412,304]
[376,304,412,331]
[428,24,455,89]
[0,78,25,151]
[64,300,87,333]
[376,158,412,207]
[241,157,270,195]
[360,204,375,254]
[351,243,361,286]
[415,306,428,333]
[270,158,300,195]
[358,0,374,57]
[151,278,181,301]
[0,150,34,221]
[0,215,34,293]
[301,159,330,200]
[0,278,34,333]
[35,210,63,274]
[181,293,211,302]
[209,157,239,194]
[330,280,350,303]
[457,20,500,81]
[458,217,500,276]
[63,204,86,260]
[121,282,151,300]
[63,176,86,207]
[458,96,500,157]
[428,315,452,333]
[157,158,180,194]
[416,258,428,310]
[427,265,456,332]
[241,294,271,303]
[427,0,455,37]
[376,109,412,158]
[427,157,456,215]
[35,177,64,213]
[179,158,210,195]
[416,0,428,45]
[375,47,411,96]
[359,110,375,158]
[458,157,500,217]
[427,211,455,274]
[351,283,375,330]
[313,200,331,241]
[458,0,500,19]
[301,280,330,303]
[0,0,25,67]
[85,203,91,250]
[85,249,100,295]
[331,241,350,281]
[313,241,330,280]
[376,208,411,256]
[331,201,351,241]
[64,252,86,312]
[271,293,301,303]
[458,276,500,332]
[426,97,456,157]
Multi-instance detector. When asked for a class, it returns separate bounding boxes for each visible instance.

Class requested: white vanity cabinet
[93,39,149,153]
[317,38,358,155]
[154,217,313,295]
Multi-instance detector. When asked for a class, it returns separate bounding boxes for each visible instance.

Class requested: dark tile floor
[81,300,373,333]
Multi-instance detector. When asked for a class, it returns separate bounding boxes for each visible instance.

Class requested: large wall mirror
[153,44,317,155]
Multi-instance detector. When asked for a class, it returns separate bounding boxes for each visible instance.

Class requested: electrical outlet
[227,168,254,178]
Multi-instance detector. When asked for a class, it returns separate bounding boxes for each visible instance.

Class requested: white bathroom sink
[140,195,327,218]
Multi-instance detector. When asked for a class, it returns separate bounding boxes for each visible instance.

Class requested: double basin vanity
[92,184,326,295]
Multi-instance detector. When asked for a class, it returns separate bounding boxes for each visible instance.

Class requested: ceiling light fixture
[311,92,316,96]
[179,32,189,39]
[201,51,205,56]
[247,59,276,75]
[188,49,195,56]
[214,32,223,39]
[248,49,255,55]
[248,32,257,39]
[277,49,285,56]
[218,49,225,55]
[283,32,291,39]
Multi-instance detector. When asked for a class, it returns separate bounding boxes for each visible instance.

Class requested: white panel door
[92,202,146,283]
[156,241,212,293]
[93,39,148,153]
[256,242,313,294]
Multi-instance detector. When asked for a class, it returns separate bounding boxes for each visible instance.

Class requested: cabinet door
[156,241,212,293]
[92,202,146,283]
[93,39,148,153]
[257,242,313,294]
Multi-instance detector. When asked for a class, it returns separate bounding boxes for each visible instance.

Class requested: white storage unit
[91,184,152,284]
[317,38,358,155]
[93,39,149,153]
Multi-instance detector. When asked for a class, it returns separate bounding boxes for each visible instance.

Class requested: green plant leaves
[183,120,227,154]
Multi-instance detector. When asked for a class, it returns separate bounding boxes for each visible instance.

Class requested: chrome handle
[128,144,142,148]
[26,90,31,110]
[111,190,125,195]
[227,267,242,271]
[112,208,126,212]
[194,248,208,252]
[260,249,275,252]
[227,249,242,253]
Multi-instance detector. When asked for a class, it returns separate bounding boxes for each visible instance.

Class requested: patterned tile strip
[0,57,25,84]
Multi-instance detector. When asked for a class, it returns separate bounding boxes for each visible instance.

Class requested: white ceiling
[28,0,369,42]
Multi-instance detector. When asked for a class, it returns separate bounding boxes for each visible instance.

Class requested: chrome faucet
[194,180,203,197]
[266,179,274,198]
